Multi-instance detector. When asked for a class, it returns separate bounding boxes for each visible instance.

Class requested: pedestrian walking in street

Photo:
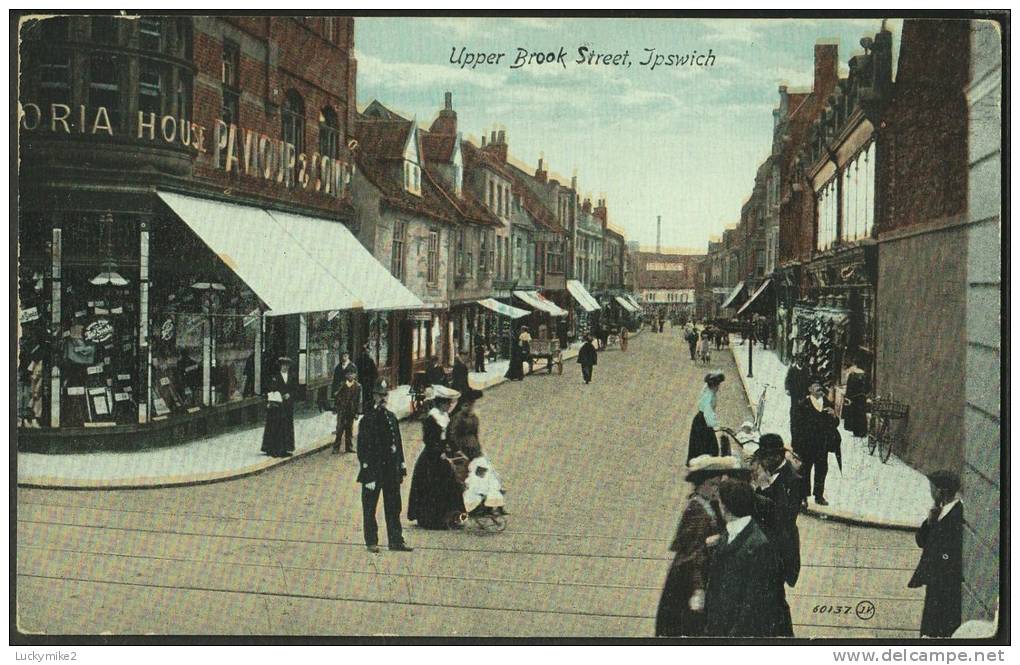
[332,364,360,454]
[330,351,355,401]
[449,389,507,515]
[599,325,610,351]
[357,377,412,553]
[519,326,533,374]
[909,470,964,638]
[698,330,712,365]
[473,334,487,373]
[357,342,378,413]
[685,327,699,361]
[688,371,726,463]
[407,385,467,529]
[793,382,840,507]
[658,315,665,333]
[577,335,598,384]
[451,351,471,395]
[504,335,525,382]
[620,326,629,352]
[260,357,297,458]
[784,355,810,448]
[655,455,748,637]
[842,355,870,441]
[704,478,788,637]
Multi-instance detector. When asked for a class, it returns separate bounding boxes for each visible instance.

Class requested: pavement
[15,323,923,637]
[16,341,586,490]
[728,336,931,530]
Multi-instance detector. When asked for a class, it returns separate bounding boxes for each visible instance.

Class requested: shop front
[512,289,568,348]
[16,189,422,452]
[565,279,601,339]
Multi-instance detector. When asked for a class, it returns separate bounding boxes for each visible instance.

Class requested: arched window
[282,90,305,154]
[318,106,339,159]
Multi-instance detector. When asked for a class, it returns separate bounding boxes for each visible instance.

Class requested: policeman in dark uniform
[357,377,413,553]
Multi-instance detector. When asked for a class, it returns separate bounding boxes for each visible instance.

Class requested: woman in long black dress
[504,335,524,381]
[261,357,297,458]
[688,371,725,463]
[842,357,870,439]
[407,385,466,529]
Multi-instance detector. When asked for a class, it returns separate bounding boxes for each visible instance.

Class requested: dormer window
[404,161,421,196]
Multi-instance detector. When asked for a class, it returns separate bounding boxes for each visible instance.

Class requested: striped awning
[736,279,773,316]
[477,298,530,319]
[721,281,746,309]
[615,296,640,313]
[566,280,601,312]
[513,290,568,317]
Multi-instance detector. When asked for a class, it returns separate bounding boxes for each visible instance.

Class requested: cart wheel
[473,512,507,534]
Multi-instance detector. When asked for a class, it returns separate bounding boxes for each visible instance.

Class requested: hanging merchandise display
[793,305,849,386]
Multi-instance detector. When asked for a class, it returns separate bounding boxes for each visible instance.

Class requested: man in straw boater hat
[260,356,297,458]
[909,469,964,637]
[356,377,412,553]
[655,455,750,637]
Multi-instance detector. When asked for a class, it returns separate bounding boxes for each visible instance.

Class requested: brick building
[632,251,701,318]
[17,15,419,450]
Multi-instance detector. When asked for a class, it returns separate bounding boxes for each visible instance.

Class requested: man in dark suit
[451,351,471,394]
[425,355,447,387]
[909,470,964,637]
[356,377,412,553]
[356,342,377,414]
[705,479,788,637]
[785,355,810,449]
[332,365,360,454]
[794,382,840,506]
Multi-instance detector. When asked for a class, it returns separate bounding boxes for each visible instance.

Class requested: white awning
[265,210,422,311]
[513,290,568,317]
[158,191,423,316]
[615,295,640,313]
[624,295,643,310]
[737,279,773,315]
[721,281,746,309]
[477,298,530,319]
[566,280,601,312]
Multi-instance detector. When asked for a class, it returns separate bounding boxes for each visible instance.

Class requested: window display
[306,310,342,383]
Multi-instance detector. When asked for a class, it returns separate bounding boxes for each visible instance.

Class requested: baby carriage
[445,451,508,534]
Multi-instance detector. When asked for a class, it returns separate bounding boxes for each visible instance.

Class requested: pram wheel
[471,511,508,534]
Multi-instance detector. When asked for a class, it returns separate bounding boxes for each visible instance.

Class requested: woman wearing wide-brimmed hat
[655,455,750,637]
[260,356,297,458]
[407,385,466,529]
[687,371,727,463]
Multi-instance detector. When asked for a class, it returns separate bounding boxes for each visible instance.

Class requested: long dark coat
[356,352,378,409]
[451,358,470,394]
[795,396,842,469]
[785,364,810,445]
[504,341,525,380]
[260,370,297,457]
[843,370,870,437]
[449,408,481,460]
[655,493,725,637]
[909,502,964,637]
[577,341,598,367]
[356,403,405,485]
[330,360,355,403]
[407,412,465,529]
[705,520,789,637]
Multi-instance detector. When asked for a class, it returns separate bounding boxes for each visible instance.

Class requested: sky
[354,17,902,252]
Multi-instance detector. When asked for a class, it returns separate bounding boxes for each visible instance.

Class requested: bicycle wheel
[867,415,886,456]
[755,397,766,430]
[878,426,894,463]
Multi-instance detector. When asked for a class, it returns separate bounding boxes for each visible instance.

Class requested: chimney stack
[429,91,458,135]
[656,215,662,254]
[484,129,508,163]
[490,130,497,145]
[481,135,487,147]
[497,130,505,144]
[814,43,839,99]
[582,198,592,214]
[571,175,577,191]
[535,157,547,183]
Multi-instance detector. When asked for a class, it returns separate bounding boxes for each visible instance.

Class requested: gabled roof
[461,141,516,182]
[421,132,458,164]
[362,100,406,121]
[353,117,458,224]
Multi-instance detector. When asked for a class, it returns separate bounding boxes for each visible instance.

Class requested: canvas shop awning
[566,279,601,312]
[615,295,640,313]
[476,298,531,320]
[736,278,773,316]
[721,281,746,309]
[513,290,568,317]
[624,294,643,310]
[158,191,423,316]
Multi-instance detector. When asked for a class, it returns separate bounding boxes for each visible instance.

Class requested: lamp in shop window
[90,213,130,287]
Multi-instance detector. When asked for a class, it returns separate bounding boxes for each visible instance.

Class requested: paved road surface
[16,326,923,637]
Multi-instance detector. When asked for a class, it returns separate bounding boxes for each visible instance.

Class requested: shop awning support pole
[748,332,754,379]
[254,316,263,395]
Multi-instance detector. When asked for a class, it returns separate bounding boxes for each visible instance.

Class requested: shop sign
[18,101,352,199]
[409,312,432,322]
[85,318,114,343]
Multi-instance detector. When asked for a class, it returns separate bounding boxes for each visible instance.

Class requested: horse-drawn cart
[528,338,563,374]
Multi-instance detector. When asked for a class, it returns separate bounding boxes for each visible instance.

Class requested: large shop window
[816,178,838,251]
[841,142,875,242]
[306,310,345,383]
[368,313,389,366]
[282,90,305,155]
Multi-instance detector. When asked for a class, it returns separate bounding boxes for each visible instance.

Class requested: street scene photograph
[13,12,1005,644]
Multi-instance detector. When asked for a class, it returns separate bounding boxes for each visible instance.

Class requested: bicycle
[867,396,909,464]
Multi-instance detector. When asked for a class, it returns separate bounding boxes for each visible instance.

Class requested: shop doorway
[398,318,414,386]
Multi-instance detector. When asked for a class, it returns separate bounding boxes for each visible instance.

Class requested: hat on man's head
[704,371,726,385]
[344,364,358,376]
[278,356,293,365]
[685,455,751,483]
[758,433,786,452]
[460,388,484,403]
[927,470,961,495]
[373,377,390,395]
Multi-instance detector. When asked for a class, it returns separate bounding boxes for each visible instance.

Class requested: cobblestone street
[16,329,923,637]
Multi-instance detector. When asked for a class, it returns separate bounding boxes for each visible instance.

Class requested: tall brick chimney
[429,90,458,135]
[814,43,839,100]
[535,157,547,183]
[483,129,508,163]
[581,198,592,214]
[594,199,608,225]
